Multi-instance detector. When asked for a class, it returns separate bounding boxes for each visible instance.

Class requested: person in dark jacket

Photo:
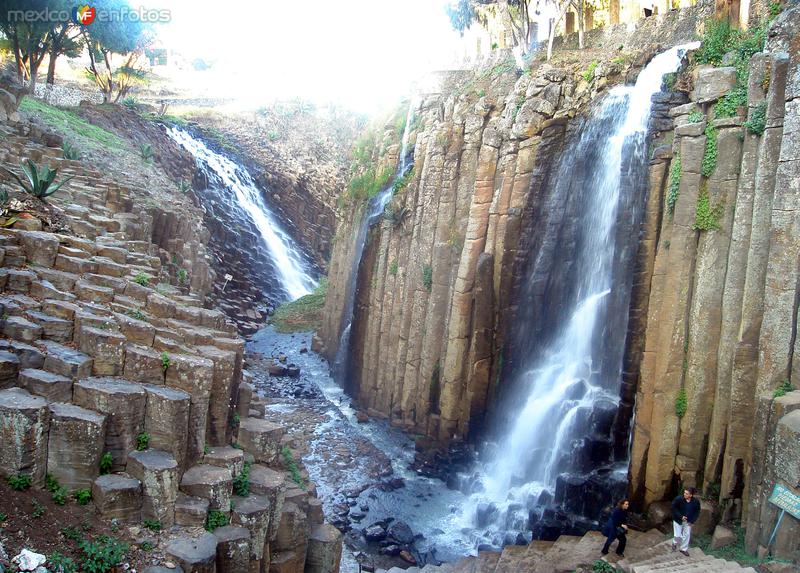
[671,487,701,555]
[601,499,629,556]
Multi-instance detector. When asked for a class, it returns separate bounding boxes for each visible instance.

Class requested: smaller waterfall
[332,99,416,383]
[168,127,317,301]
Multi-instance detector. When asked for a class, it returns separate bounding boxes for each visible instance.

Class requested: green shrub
[79,535,129,573]
[281,445,306,489]
[139,143,154,163]
[663,72,677,91]
[695,19,735,66]
[667,152,681,215]
[178,179,191,194]
[687,110,704,123]
[74,489,92,505]
[392,167,415,195]
[773,379,795,398]
[177,268,188,284]
[99,452,113,475]
[268,130,280,141]
[52,486,68,505]
[32,499,45,517]
[121,96,138,108]
[136,432,150,451]
[694,523,775,566]
[701,125,718,178]
[8,474,32,490]
[383,205,410,228]
[143,519,161,531]
[693,184,725,232]
[593,560,616,573]
[422,264,433,292]
[744,101,767,136]
[675,388,688,418]
[62,141,81,160]
[126,309,147,321]
[48,551,78,573]
[46,473,61,493]
[582,60,599,82]
[61,525,84,542]
[3,159,74,200]
[160,352,171,372]
[133,272,151,287]
[205,510,229,532]
[348,166,394,203]
[233,462,251,497]
[0,512,6,522]
[389,260,398,276]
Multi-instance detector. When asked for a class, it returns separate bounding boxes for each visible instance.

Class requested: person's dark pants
[601,530,626,555]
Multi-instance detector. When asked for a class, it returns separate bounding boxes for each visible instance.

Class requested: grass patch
[19,97,125,150]
[282,446,306,489]
[694,523,780,566]
[270,279,328,333]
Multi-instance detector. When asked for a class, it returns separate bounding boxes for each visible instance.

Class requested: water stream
[332,99,416,383]
[168,127,317,301]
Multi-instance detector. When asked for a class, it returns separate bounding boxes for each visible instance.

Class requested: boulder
[176,493,210,527]
[237,417,284,465]
[127,449,180,527]
[711,524,736,549]
[180,464,233,511]
[92,473,142,522]
[305,524,343,573]
[19,368,72,402]
[213,525,251,573]
[143,384,190,469]
[0,388,49,486]
[165,532,218,573]
[47,402,106,490]
[646,500,672,529]
[73,377,146,470]
[693,66,738,103]
[230,494,271,562]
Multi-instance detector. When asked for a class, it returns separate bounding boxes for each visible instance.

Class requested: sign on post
[768,483,800,519]
[766,483,800,551]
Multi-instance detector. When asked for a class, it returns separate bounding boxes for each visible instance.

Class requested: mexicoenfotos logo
[73,5,96,25]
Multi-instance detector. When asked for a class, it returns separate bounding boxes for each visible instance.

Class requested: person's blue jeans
[601,529,626,555]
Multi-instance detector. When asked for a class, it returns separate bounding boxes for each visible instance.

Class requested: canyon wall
[626,6,800,559]
[320,5,706,443]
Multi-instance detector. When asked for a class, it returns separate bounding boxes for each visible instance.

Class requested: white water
[462,43,699,543]
[168,127,317,300]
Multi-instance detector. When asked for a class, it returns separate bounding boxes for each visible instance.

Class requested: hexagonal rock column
[196,345,238,447]
[166,353,214,465]
[273,501,307,557]
[19,368,72,402]
[165,532,218,573]
[213,525,251,573]
[304,524,343,573]
[249,464,286,540]
[79,326,126,376]
[47,402,106,490]
[176,493,209,527]
[180,464,233,511]
[0,388,49,486]
[143,384,189,470]
[92,473,142,522]
[73,377,145,471]
[127,449,180,528]
[38,340,92,379]
[236,382,253,418]
[237,417,284,465]
[230,494,271,569]
[17,231,59,267]
[203,446,245,477]
[0,350,20,388]
[123,344,166,384]
[269,549,304,573]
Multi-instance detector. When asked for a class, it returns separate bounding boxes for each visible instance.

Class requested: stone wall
[627,6,800,552]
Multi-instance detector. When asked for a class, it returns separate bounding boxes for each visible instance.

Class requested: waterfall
[331,99,416,383]
[167,127,317,301]
[461,43,699,547]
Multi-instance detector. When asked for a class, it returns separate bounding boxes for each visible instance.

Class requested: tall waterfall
[462,43,699,547]
[332,100,416,383]
[168,127,317,301]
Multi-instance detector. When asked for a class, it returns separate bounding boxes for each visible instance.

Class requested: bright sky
[146,0,468,114]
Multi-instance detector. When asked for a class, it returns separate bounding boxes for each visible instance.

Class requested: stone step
[180,464,233,511]
[19,367,72,402]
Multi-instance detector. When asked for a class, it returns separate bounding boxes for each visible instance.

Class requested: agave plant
[3,159,73,200]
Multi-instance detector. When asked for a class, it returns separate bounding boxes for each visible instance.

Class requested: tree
[81,0,152,102]
[0,0,53,90]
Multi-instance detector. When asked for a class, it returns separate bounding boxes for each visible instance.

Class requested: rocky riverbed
[245,327,475,572]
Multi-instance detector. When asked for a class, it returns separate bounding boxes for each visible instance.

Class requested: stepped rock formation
[0,89,341,572]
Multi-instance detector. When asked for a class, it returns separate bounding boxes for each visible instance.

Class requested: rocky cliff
[626,6,800,560]
[319,5,707,444]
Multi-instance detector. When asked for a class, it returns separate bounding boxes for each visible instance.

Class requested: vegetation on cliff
[270,279,329,333]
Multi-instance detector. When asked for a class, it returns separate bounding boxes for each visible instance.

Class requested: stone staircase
[0,114,342,572]
[378,529,758,573]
